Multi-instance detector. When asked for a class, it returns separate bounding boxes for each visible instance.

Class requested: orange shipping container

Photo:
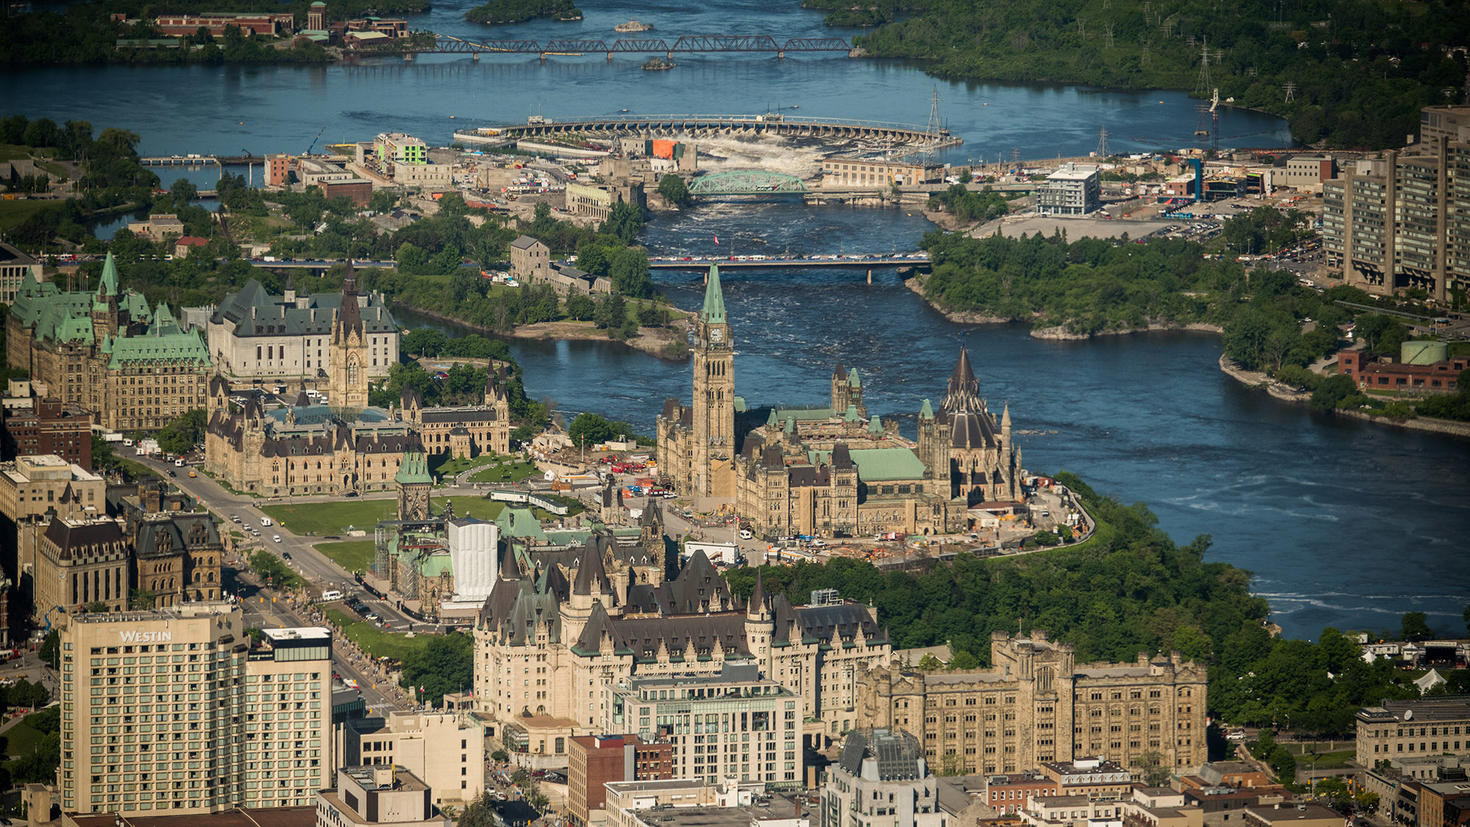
[651,139,676,159]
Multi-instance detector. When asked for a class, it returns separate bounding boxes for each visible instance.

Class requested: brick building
[567,734,674,826]
[153,13,294,37]
[3,397,93,468]
[1337,350,1467,393]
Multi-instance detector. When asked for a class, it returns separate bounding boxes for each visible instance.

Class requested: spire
[700,264,726,325]
[394,451,431,485]
[766,408,777,428]
[868,415,883,435]
[748,568,768,617]
[942,346,981,413]
[500,543,522,580]
[97,252,119,298]
[1002,401,1012,430]
[848,367,861,388]
[832,362,846,380]
[919,398,934,420]
[335,267,364,338]
[572,541,612,596]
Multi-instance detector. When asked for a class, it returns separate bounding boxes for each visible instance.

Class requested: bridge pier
[776,50,784,59]
[607,51,613,61]
[472,52,479,61]
[404,52,413,62]
[867,269,872,285]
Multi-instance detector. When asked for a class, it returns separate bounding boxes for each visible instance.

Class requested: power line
[1096,126,1110,158]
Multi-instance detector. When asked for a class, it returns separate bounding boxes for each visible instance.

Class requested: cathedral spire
[748,568,768,617]
[97,252,119,298]
[942,346,981,413]
[700,264,726,324]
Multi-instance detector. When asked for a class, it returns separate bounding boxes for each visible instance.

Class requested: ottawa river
[5,0,1468,638]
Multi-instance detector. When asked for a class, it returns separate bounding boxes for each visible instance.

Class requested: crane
[305,126,327,156]
[1209,88,1220,151]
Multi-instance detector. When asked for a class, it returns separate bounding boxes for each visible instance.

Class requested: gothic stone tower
[329,270,370,415]
[395,451,432,521]
[692,264,735,499]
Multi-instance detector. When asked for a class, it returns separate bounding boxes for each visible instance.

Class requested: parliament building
[658,265,1024,537]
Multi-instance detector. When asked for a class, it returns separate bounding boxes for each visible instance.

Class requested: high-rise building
[1322,106,1470,302]
[821,729,948,827]
[59,604,333,816]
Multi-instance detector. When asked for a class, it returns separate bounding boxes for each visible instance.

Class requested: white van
[320,590,344,602]
[260,517,273,527]
[174,459,185,467]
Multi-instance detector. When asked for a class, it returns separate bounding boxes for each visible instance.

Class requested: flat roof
[261,627,332,642]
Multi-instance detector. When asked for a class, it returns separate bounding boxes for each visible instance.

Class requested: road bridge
[402,33,854,60]
[648,255,929,270]
[455,113,958,150]
[689,170,808,197]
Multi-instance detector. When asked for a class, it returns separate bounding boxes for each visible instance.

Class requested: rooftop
[260,626,332,643]
[1359,695,1470,722]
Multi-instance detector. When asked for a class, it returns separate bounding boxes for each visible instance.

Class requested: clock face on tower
[709,327,724,343]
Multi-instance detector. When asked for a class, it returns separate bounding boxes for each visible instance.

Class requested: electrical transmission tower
[1096,126,1110,157]
[1103,23,1115,48]
[1194,39,1213,93]
[922,87,943,165]
[1283,81,1296,102]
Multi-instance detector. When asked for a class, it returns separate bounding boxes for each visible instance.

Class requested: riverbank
[1217,354,1470,439]
[902,271,1224,339]
[395,302,693,361]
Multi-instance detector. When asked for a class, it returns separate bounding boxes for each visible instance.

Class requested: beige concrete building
[0,454,105,523]
[316,765,452,827]
[124,214,186,242]
[605,663,802,789]
[820,158,941,189]
[858,631,1208,775]
[1355,696,1470,767]
[1277,156,1334,191]
[59,605,333,816]
[342,710,486,807]
[0,241,43,306]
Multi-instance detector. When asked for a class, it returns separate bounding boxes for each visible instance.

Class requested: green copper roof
[844,404,861,422]
[495,507,547,542]
[97,252,119,298]
[772,407,833,422]
[848,447,928,482]
[848,367,861,388]
[919,398,934,420]
[766,409,778,427]
[106,327,210,369]
[418,552,453,578]
[700,264,726,324]
[394,451,432,485]
[784,416,794,435]
[868,415,883,435]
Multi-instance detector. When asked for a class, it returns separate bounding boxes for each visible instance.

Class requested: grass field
[468,458,539,484]
[0,199,59,233]
[4,708,58,758]
[322,606,429,663]
[263,496,508,535]
[315,540,375,574]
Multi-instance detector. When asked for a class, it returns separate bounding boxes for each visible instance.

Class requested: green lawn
[263,496,507,535]
[0,199,59,233]
[1287,747,1355,769]
[315,540,375,574]
[0,144,51,162]
[322,606,431,663]
[468,458,539,485]
[4,708,57,758]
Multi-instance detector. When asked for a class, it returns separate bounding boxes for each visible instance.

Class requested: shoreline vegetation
[824,0,1467,149]
[465,0,583,25]
[394,302,694,361]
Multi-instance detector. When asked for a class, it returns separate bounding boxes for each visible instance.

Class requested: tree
[568,412,623,447]
[657,174,691,206]
[1401,611,1433,641]
[602,201,644,245]
[398,633,473,704]
[458,791,498,827]
[170,178,198,204]
[1135,750,1172,787]
[156,409,206,455]
[38,631,58,669]
[565,293,595,321]
[593,292,626,331]
[917,653,943,670]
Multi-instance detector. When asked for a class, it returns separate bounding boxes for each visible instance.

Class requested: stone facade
[662,267,1021,532]
[657,266,736,502]
[131,512,222,608]
[7,255,211,432]
[399,369,511,459]
[858,631,1209,775]
[206,278,398,382]
[34,516,130,615]
[821,728,948,827]
[474,533,890,745]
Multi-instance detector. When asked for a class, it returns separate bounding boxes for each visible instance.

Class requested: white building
[446,518,499,608]
[0,242,43,306]
[58,604,333,816]
[1036,164,1101,215]
[821,729,947,827]
[316,765,452,827]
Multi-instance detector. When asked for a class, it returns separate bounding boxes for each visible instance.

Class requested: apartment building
[567,734,674,826]
[1036,165,1100,216]
[59,604,333,816]
[821,728,948,827]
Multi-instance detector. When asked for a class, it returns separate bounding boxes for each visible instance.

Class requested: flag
[713,234,719,246]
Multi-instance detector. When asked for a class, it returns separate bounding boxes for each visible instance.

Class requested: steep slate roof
[700,264,726,324]
[211,278,395,337]
[43,518,125,560]
[661,551,731,613]
[571,540,613,596]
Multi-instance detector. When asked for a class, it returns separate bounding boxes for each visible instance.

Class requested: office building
[1036,165,1100,216]
[0,241,42,306]
[819,158,942,189]
[316,765,451,827]
[58,604,333,816]
[2,397,93,468]
[1355,696,1470,767]
[342,710,486,807]
[35,516,130,616]
[606,663,802,789]
[821,728,948,827]
[859,631,1208,774]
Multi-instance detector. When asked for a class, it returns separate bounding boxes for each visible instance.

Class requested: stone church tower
[691,264,735,499]
[395,451,432,521]
[329,270,370,415]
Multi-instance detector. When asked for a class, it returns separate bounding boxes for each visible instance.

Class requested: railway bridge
[404,33,856,61]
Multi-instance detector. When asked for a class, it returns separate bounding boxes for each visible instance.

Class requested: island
[465,0,583,25]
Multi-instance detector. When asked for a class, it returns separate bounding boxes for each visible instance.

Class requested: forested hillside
[841,0,1468,148]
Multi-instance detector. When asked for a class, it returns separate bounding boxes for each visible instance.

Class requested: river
[5,1,1463,640]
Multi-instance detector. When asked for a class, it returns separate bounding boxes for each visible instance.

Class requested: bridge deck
[649,257,928,270]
